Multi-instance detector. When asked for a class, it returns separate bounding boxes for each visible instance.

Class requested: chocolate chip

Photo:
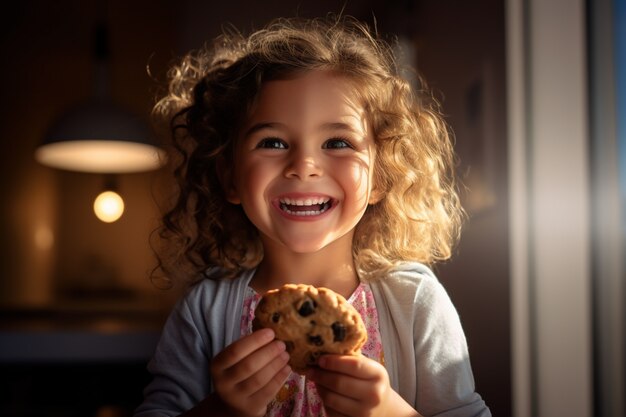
[307,351,322,365]
[271,312,280,323]
[297,299,316,317]
[332,322,346,342]
[285,341,295,353]
[308,335,324,346]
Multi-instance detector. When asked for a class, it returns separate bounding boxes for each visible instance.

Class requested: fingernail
[259,328,275,341]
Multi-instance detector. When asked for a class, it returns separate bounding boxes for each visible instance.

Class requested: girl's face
[226,70,378,255]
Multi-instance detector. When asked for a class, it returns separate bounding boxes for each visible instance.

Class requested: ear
[216,156,241,204]
[368,149,385,205]
[368,186,383,205]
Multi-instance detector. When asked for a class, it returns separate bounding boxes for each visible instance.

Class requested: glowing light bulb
[93,190,125,223]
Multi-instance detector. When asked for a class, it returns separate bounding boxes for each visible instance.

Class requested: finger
[237,349,290,394]
[212,328,276,371]
[235,360,291,414]
[317,354,383,379]
[310,356,388,404]
[225,340,287,385]
[248,363,292,405]
[315,385,357,417]
[309,368,372,401]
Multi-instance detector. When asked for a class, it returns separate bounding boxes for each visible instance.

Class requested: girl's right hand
[210,328,291,417]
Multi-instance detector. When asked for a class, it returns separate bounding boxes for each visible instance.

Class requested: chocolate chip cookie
[252,284,367,374]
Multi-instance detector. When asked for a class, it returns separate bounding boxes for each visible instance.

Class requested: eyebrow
[243,121,362,138]
[319,122,362,134]
[243,122,284,138]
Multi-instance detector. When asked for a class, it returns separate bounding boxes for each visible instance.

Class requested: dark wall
[410,2,511,415]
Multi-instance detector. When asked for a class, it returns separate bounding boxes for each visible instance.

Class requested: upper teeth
[280,197,330,206]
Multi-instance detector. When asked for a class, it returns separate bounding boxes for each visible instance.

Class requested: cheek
[235,160,275,205]
[342,160,373,207]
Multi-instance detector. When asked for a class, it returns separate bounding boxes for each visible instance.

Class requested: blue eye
[323,138,353,149]
[256,138,287,149]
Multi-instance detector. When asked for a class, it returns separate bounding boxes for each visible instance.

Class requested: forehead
[244,71,369,133]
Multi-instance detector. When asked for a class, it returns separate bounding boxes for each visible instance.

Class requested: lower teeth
[281,202,330,216]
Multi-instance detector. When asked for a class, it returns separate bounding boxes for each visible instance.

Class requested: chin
[285,242,330,254]
[289,234,353,255]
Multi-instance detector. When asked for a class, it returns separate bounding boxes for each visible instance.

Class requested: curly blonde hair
[152,16,464,284]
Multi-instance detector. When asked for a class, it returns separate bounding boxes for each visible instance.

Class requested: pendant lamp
[36,100,162,174]
[36,22,164,173]
[35,22,164,222]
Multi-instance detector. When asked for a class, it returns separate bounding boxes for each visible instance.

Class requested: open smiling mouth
[278,197,333,216]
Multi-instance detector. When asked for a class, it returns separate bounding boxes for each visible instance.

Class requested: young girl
[136,16,490,417]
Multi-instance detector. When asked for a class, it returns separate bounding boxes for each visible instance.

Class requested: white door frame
[507,0,593,416]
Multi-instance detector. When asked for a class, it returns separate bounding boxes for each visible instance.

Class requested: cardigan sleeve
[371,263,491,417]
[134,271,253,417]
[135,280,219,417]
[134,282,216,417]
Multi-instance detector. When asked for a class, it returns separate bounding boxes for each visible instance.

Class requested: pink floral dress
[240,283,384,417]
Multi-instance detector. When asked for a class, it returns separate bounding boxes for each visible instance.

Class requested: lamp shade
[36,100,165,173]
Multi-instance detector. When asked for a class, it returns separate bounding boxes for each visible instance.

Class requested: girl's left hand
[307,354,420,417]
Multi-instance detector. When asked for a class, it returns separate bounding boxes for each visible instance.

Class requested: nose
[284,147,323,180]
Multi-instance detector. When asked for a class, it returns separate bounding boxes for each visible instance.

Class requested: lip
[272,192,336,221]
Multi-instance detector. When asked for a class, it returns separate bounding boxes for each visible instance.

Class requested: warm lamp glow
[34,226,54,250]
[35,140,164,173]
[93,190,125,223]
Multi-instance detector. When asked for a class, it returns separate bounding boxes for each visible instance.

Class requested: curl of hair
[152,16,464,285]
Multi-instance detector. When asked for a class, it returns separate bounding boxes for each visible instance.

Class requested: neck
[251,234,359,298]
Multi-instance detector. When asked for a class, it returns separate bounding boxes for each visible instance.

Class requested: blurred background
[0,0,623,416]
